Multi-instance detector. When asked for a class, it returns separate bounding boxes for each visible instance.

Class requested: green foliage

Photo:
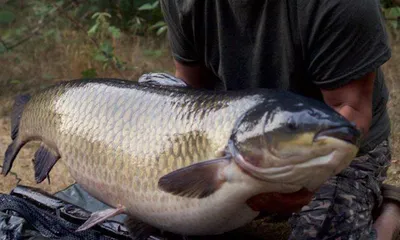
[138,1,160,11]
[384,7,400,29]
[87,12,121,40]
[381,0,400,29]
[9,79,21,85]
[75,1,167,73]
[127,1,167,36]
[149,21,168,36]
[0,44,6,54]
[62,0,168,37]
[86,12,125,72]
[0,10,16,24]
[81,68,98,78]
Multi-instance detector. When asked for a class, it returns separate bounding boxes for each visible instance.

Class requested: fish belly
[67,160,259,235]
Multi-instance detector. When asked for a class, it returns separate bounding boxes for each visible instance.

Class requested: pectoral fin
[75,205,125,232]
[33,144,60,184]
[158,157,231,199]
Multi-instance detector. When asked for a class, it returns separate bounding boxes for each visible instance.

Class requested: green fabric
[160,0,392,152]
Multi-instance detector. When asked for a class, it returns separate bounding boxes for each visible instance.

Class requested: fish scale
[2,78,361,236]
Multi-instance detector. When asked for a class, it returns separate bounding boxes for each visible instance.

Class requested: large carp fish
[2,73,360,237]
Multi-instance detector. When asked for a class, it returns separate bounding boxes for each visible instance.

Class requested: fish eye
[286,118,298,131]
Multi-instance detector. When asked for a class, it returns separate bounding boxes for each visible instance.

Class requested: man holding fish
[160,0,400,239]
[1,1,399,239]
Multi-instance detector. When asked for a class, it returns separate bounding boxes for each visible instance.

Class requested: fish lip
[228,140,272,182]
[314,126,361,146]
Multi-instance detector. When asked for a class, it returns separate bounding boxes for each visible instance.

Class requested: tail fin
[2,94,31,176]
[11,94,31,140]
[2,140,25,176]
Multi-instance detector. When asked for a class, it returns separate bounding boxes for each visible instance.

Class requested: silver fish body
[2,78,360,236]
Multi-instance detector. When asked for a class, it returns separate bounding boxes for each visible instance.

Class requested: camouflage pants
[288,140,392,240]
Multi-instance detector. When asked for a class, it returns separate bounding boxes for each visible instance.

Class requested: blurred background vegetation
[0,1,399,239]
[0,0,174,104]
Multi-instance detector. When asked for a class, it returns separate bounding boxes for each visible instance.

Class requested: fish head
[229,92,361,193]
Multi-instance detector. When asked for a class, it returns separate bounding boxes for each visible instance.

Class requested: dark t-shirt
[160,0,392,151]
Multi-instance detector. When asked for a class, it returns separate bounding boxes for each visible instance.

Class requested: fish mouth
[314,126,361,146]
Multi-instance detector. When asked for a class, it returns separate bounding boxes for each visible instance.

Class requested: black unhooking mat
[0,184,277,240]
[0,184,131,240]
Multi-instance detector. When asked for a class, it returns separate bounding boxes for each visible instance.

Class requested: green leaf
[10,79,21,84]
[152,1,160,8]
[102,62,109,70]
[100,41,113,54]
[0,10,16,24]
[88,24,99,36]
[390,18,399,29]
[103,13,112,19]
[81,68,98,78]
[156,25,168,36]
[138,3,152,10]
[108,26,121,38]
[138,1,159,11]
[388,7,400,18]
[94,53,109,62]
[92,12,101,19]
[149,21,166,30]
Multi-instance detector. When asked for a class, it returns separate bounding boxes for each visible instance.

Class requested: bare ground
[0,27,399,239]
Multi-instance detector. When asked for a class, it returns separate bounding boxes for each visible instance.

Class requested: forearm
[174,60,219,89]
[175,61,203,88]
[174,60,214,89]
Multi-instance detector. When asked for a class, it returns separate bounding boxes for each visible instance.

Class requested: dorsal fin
[138,73,189,88]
